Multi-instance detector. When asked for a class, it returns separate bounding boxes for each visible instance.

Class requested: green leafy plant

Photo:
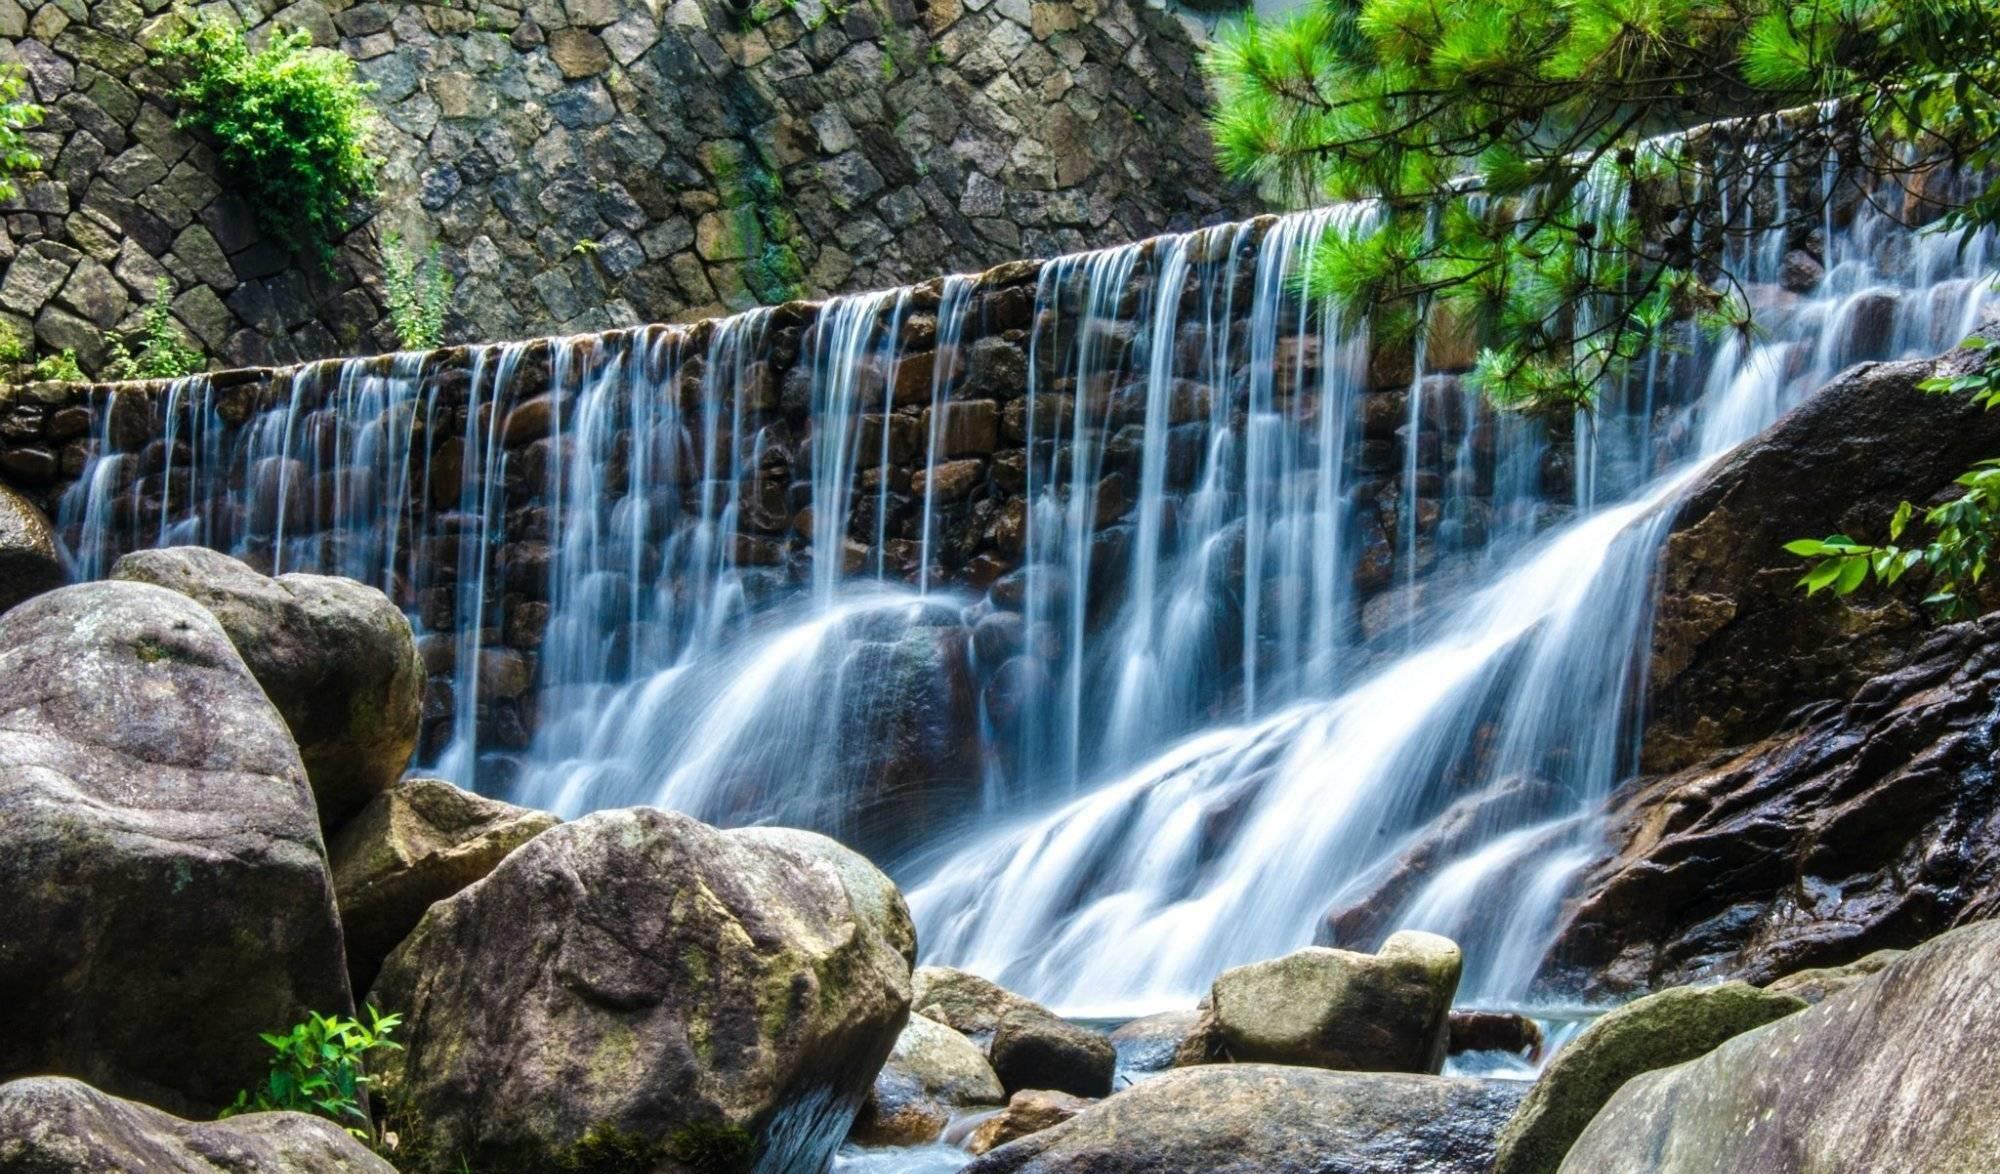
[1789,338,2000,619]
[103,279,204,380]
[383,232,454,350]
[31,348,82,382]
[0,328,84,384]
[157,12,380,266]
[1203,0,2000,416]
[0,65,43,203]
[221,1005,403,1141]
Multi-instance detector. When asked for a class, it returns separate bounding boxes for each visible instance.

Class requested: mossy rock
[1492,981,1805,1174]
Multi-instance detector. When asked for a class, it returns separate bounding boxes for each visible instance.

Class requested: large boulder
[1762,948,1905,1005]
[368,808,915,1174]
[0,581,351,1116]
[0,1075,394,1173]
[909,965,1115,1097]
[1491,981,1804,1174]
[112,546,424,827]
[1175,933,1462,1075]
[1562,921,2000,1173]
[1643,349,2000,773]
[1544,613,2000,995]
[850,1013,1006,1146]
[0,482,62,615]
[327,777,559,996]
[962,1064,1526,1174]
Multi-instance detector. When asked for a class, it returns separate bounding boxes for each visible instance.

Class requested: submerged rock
[966,1089,1093,1155]
[1490,981,1804,1174]
[369,808,914,1174]
[1762,949,1906,1005]
[1449,1011,1544,1060]
[1562,921,2000,1173]
[1175,932,1462,1075]
[0,582,350,1116]
[962,1064,1524,1174]
[328,777,559,996]
[0,482,62,615]
[112,547,424,829]
[850,1014,1005,1147]
[0,1075,394,1172]
[1108,1009,1202,1076]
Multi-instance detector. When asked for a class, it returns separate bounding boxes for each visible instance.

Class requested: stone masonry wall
[0,216,1529,762]
[0,0,1247,377]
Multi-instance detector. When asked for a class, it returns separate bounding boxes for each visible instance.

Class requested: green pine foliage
[157,13,381,266]
[1203,0,2000,416]
[221,1005,402,1143]
[383,232,455,351]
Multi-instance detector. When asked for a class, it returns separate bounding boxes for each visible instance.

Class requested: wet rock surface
[0,581,349,1117]
[1562,921,2000,1173]
[989,1008,1117,1099]
[1490,981,1804,1174]
[962,1064,1525,1174]
[1175,933,1462,1075]
[1546,612,2000,995]
[0,1076,395,1173]
[850,1013,1005,1147]
[966,1089,1094,1156]
[112,546,424,828]
[369,808,914,1173]
[1108,1009,1202,1076]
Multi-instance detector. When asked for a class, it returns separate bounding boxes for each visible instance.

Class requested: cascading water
[45,151,1994,1025]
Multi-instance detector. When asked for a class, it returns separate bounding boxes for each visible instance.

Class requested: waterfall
[45,159,1995,1013]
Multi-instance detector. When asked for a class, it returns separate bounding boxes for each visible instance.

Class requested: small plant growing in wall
[0,329,81,385]
[383,232,454,351]
[103,280,205,380]
[157,11,381,266]
[221,1005,403,1144]
[0,65,43,202]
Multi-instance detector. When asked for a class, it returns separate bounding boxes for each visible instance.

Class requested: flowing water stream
[51,160,1994,1031]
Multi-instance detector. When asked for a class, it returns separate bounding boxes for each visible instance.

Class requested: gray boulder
[963,1064,1525,1174]
[0,582,351,1117]
[1492,981,1805,1174]
[369,808,915,1174]
[112,546,424,827]
[911,966,1046,1046]
[0,482,62,615]
[1563,922,2000,1173]
[1108,1009,1202,1076]
[1175,932,1462,1074]
[328,777,559,996]
[850,1013,1006,1146]
[0,1075,394,1172]
[990,1008,1116,1098]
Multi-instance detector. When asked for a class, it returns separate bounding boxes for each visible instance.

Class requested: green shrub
[221,1005,403,1142]
[0,328,83,384]
[31,348,82,382]
[157,13,380,265]
[103,279,205,380]
[383,232,454,350]
[0,65,42,203]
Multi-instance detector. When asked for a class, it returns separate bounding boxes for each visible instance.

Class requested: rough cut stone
[369,808,915,1173]
[328,776,559,996]
[112,547,424,829]
[0,582,350,1116]
[1175,932,1462,1075]
[1562,922,2000,1173]
[0,1076,395,1173]
[1491,982,1805,1174]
